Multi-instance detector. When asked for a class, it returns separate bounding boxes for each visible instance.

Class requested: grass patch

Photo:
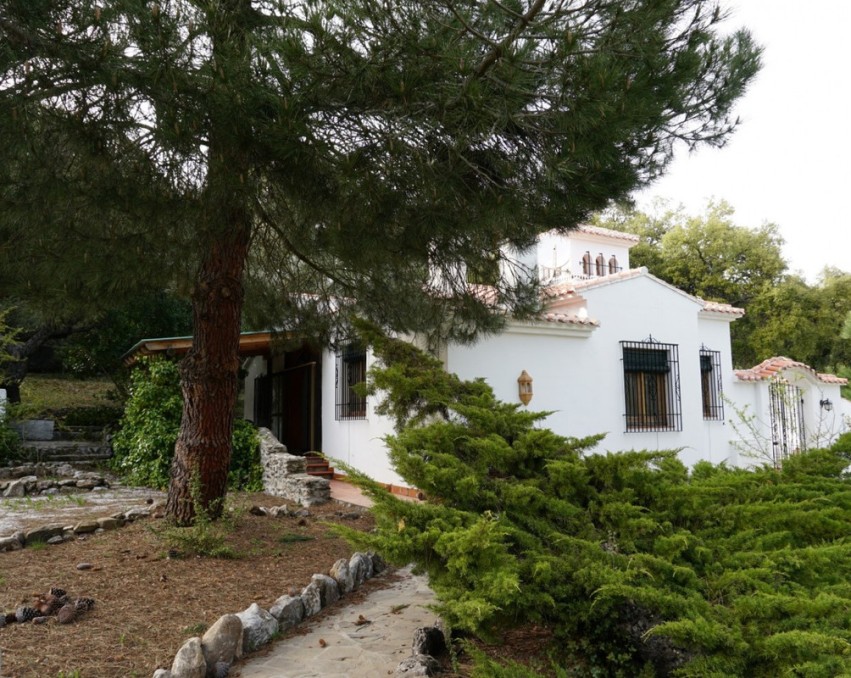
[17,373,117,417]
[0,493,89,511]
[278,532,315,544]
[150,475,239,559]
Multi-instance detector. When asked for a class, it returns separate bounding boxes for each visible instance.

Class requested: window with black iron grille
[621,338,682,432]
[769,379,805,467]
[699,346,724,420]
[335,343,366,420]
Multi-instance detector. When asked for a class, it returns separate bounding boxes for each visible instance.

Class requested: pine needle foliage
[0,0,760,522]
[339,329,851,676]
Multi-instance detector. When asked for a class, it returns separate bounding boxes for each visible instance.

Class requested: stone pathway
[234,566,437,678]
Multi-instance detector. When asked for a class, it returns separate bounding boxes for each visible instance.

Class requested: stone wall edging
[0,498,158,553]
[152,549,389,678]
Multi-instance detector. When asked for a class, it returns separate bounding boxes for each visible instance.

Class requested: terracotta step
[304,453,334,479]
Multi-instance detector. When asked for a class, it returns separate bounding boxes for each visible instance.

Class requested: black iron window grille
[769,379,805,467]
[621,337,682,432]
[335,342,367,420]
[699,346,724,421]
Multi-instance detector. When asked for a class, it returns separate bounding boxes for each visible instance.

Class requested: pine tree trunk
[164,0,253,526]
[165,225,250,525]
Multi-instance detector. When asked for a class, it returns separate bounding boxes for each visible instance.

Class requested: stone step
[20,441,113,463]
[52,426,108,442]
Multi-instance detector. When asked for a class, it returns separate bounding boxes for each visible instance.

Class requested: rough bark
[165,225,251,524]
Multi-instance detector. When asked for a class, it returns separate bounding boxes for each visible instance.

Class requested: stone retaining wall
[1,470,109,498]
[258,428,330,506]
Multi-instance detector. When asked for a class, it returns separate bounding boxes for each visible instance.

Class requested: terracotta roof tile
[734,356,848,385]
[542,281,580,302]
[575,224,640,243]
[541,312,599,327]
[466,283,499,305]
[701,300,745,317]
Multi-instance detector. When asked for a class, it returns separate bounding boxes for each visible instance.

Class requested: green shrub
[57,405,125,428]
[0,410,22,465]
[830,431,851,459]
[338,327,851,677]
[111,358,261,490]
[229,418,263,492]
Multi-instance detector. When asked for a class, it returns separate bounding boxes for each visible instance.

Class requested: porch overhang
[122,331,275,366]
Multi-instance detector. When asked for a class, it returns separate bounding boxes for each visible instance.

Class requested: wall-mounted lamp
[517,370,533,406]
[820,398,833,412]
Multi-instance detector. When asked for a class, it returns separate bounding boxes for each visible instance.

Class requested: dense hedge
[340,328,851,677]
[0,411,21,465]
[111,358,262,491]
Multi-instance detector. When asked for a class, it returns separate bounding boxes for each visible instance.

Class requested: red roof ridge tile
[734,356,848,385]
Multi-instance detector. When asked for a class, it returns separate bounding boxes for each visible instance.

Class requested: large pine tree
[0,0,760,524]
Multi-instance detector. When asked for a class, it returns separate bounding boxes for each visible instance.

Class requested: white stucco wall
[560,230,632,275]
[242,356,267,424]
[447,273,740,468]
[728,370,849,467]
[506,228,633,285]
[319,348,402,487]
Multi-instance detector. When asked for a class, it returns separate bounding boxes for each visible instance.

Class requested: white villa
[127,225,851,489]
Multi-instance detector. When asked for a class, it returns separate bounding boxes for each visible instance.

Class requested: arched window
[581,251,592,276]
[608,255,619,274]
[595,253,605,277]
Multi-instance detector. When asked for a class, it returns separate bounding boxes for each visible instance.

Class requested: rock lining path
[233,566,437,678]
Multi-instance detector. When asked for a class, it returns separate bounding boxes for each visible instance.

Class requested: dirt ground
[0,489,559,678]
[0,493,375,678]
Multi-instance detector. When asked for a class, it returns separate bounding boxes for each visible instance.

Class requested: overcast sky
[634,0,851,282]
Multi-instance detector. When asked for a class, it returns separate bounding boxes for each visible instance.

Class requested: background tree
[599,202,851,370]
[597,200,786,306]
[735,274,820,367]
[59,291,192,396]
[0,302,89,404]
[0,0,760,524]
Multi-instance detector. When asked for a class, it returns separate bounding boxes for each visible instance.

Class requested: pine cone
[4,612,16,625]
[15,606,40,623]
[75,597,96,612]
[57,603,77,625]
[49,586,67,598]
[35,593,65,616]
